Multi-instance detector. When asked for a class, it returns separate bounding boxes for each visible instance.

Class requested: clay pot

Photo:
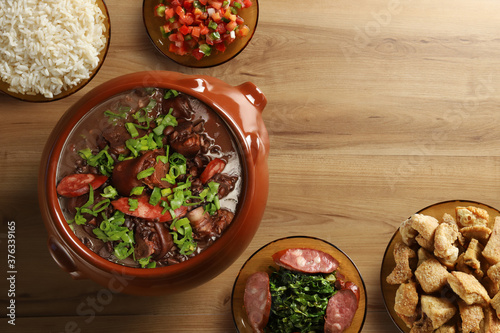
[38,71,269,295]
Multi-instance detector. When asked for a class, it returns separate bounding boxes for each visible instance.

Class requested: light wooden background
[2,0,500,332]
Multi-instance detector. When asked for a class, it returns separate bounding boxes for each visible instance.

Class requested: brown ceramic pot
[38,71,269,295]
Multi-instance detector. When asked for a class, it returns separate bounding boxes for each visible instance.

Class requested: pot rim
[40,70,266,278]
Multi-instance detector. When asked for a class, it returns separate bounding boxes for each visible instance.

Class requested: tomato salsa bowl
[143,0,259,68]
[38,71,269,295]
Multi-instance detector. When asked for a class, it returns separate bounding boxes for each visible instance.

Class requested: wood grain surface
[2,0,500,332]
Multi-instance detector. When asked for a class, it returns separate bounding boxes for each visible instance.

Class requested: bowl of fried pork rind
[381,200,500,332]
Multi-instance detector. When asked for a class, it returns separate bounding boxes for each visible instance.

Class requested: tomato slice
[111,196,187,223]
[199,158,226,184]
[57,174,108,198]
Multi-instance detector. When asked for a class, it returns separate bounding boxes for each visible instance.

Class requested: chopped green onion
[125,122,139,138]
[164,89,179,99]
[101,185,118,199]
[78,147,114,176]
[199,44,212,56]
[208,20,218,30]
[130,186,145,196]
[92,199,110,214]
[210,31,221,40]
[149,187,162,206]
[138,256,156,268]
[137,167,155,180]
[114,242,134,260]
[161,188,172,197]
[170,217,197,255]
[128,198,139,211]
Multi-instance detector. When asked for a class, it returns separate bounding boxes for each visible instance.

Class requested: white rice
[0,0,107,98]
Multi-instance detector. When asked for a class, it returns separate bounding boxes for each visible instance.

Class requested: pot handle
[237,82,267,114]
[48,237,85,280]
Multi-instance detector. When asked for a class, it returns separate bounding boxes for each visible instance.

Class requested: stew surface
[56,87,243,268]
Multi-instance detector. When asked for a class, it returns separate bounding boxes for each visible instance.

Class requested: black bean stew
[56,88,242,268]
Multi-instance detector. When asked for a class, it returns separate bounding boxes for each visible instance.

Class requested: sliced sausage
[56,173,108,197]
[272,248,339,274]
[199,158,226,184]
[324,289,358,333]
[244,271,272,333]
[111,195,187,222]
[343,281,360,303]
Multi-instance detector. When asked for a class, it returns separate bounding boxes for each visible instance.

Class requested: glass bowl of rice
[0,0,110,102]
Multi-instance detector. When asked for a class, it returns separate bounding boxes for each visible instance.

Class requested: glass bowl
[142,0,258,68]
[231,236,367,333]
[380,200,500,332]
[0,0,110,102]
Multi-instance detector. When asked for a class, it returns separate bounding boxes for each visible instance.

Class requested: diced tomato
[192,48,205,60]
[191,26,201,38]
[154,0,250,58]
[216,23,226,34]
[175,5,185,17]
[179,24,192,35]
[165,7,175,19]
[226,20,237,32]
[215,42,226,53]
[237,25,250,37]
[208,0,222,10]
[200,25,210,35]
[181,13,194,25]
[211,11,221,22]
[183,1,193,11]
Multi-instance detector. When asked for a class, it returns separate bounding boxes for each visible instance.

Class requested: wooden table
[2,0,500,332]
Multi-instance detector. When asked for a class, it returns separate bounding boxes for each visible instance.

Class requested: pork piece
[434,324,457,333]
[187,207,234,239]
[414,258,449,293]
[458,301,483,333]
[400,216,418,246]
[394,281,419,328]
[169,121,199,156]
[455,206,489,228]
[409,314,434,333]
[324,289,358,333]
[386,242,416,285]
[210,173,238,198]
[487,262,500,291]
[272,248,339,274]
[133,221,174,260]
[483,306,500,333]
[111,149,171,196]
[447,271,490,305]
[102,123,131,155]
[463,238,485,277]
[483,216,500,265]
[243,272,271,333]
[411,214,439,252]
[460,225,492,245]
[420,295,456,330]
[433,222,460,268]
[491,292,500,319]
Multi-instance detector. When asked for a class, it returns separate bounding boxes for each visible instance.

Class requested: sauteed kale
[266,268,337,333]
[56,87,242,268]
